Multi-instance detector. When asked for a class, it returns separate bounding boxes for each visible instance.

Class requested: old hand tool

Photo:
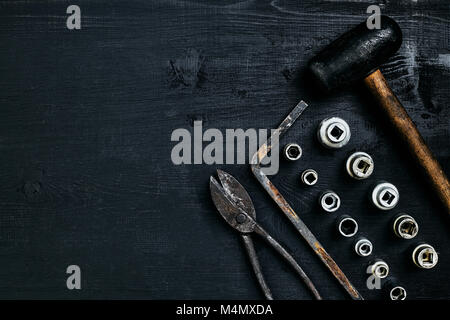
[251,100,363,300]
[210,169,322,300]
[308,16,450,214]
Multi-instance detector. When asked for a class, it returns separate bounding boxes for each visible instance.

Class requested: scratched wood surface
[0,0,448,299]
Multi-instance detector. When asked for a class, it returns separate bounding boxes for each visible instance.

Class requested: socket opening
[381,190,396,205]
[338,217,358,237]
[301,169,318,186]
[328,124,345,143]
[330,125,344,140]
[305,172,317,184]
[400,221,417,237]
[357,159,371,174]
[325,196,334,206]
[422,251,434,266]
[288,146,300,158]
[360,244,371,255]
[341,220,357,236]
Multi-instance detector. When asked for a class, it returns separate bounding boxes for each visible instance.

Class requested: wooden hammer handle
[364,69,450,215]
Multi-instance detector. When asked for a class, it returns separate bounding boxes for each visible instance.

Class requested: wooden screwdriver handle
[364,69,450,215]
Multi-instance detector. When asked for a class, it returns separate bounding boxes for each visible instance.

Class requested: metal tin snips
[209,169,322,300]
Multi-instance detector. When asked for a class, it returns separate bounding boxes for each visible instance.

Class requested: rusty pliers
[210,169,322,300]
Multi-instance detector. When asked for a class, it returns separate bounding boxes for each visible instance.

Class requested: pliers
[210,169,322,300]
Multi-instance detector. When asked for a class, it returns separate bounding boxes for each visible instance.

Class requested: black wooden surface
[0,0,448,299]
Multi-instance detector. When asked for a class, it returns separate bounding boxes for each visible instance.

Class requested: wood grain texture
[0,0,448,299]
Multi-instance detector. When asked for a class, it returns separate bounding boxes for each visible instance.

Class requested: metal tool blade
[217,169,256,219]
[209,176,256,233]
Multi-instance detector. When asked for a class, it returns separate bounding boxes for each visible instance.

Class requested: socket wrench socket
[383,279,407,300]
[393,214,419,239]
[369,259,389,279]
[346,151,374,180]
[389,286,407,300]
[317,117,351,149]
[301,169,318,186]
[336,215,358,237]
[283,143,302,161]
[354,237,373,257]
[319,190,341,212]
[412,243,438,269]
[371,181,399,210]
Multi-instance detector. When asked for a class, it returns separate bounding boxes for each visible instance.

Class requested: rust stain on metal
[313,242,360,299]
[267,180,299,219]
[255,145,269,164]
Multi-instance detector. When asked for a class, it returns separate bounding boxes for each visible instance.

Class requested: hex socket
[392,214,418,239]
[317,117,351,149]
[354,237,373,257]
[301,169,318,186]
[319,191,341,213]
[283,143,302,161]
[368,259,389,279]
[412,243,438,269]
[346,152,374,180]
[384,279,407,300]
[371,181,399,210]
[336,215,358,237]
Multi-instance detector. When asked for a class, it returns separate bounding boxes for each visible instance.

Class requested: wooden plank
[0,0,447,299]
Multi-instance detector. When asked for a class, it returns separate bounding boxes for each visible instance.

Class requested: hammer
[308,16,450,215]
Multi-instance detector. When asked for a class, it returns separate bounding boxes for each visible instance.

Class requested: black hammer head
[308,16,402,92]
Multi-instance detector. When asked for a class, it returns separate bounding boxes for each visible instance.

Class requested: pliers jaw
[209,174,256,234]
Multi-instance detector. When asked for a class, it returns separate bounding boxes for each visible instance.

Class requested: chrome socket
[371,181,399,210]
[319,190,341,212]
[384,279,407,300]
[346,152,374,180]
[393,214,419,239]
[354,237,373,257]
[336,215,358,237]
[369,259,389,279]
[412,243,438,269]
[317,117,351,149]
[283,143,302,161]
[301,169,318,186]
[389,286,407,301]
